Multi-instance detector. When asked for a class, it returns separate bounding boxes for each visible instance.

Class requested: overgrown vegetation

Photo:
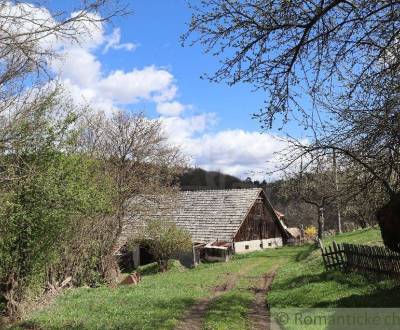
[133,219,192,272]
[0,1,187,319]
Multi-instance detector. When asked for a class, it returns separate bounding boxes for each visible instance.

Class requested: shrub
[134,219,192,272]
[304,226,318,239]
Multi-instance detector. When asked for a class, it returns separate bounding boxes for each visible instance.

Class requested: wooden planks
[320,241,400,276]
[320,241,346,271]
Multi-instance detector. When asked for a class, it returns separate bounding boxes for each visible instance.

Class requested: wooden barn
[118,188,289,267]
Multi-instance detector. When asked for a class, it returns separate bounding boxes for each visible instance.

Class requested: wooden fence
[319,240,400,276]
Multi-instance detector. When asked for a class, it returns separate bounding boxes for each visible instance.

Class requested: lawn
[11,228,400,330]
[269,228,400,330]
[13,250,282,330]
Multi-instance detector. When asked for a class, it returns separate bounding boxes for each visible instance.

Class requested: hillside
[179,168,255,191]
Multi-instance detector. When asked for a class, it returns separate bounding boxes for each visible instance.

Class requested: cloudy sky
[47,1,302,180]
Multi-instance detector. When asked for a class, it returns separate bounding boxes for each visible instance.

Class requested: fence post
[318,238,324,250]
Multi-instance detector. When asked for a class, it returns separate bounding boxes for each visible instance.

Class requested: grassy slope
[14,252,276,330]
[269,228,400,330]
[13,228,399,330]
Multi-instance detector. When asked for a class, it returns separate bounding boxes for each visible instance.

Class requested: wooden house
[117,188,289,267]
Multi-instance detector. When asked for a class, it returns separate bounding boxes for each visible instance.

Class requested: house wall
[234,194,282,243]
[234,237,283,253]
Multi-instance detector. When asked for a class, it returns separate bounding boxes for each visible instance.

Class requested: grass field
[269,228,400,330]
[11,228,400,330]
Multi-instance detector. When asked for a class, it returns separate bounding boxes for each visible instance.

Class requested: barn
[118,188,289,267]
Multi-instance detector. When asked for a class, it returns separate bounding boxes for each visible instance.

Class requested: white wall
[234,237,282,253]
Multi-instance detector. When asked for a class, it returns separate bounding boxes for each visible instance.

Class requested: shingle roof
[173,188,262,242]
[118,188,284,249]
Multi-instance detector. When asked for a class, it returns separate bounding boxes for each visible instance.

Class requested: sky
[47,0,303,180]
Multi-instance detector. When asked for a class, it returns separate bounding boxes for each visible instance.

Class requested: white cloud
[53,48,101,87]
[97,67,176,104]
[187,130,290,180]
[156,101,186,117]
[14,2,288,181]
[161,113,217,144]
[103,28,137,53]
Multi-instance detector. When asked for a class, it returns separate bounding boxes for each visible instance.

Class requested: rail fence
[318,239,400,276]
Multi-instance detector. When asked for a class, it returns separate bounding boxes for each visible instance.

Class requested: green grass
[203,249,289,330]
[11,227,398,330]
[269,228,400,330]
[324,227,383,245]
[13,253,275,330]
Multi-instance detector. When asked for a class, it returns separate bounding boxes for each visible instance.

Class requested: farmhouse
[118,188,289,267]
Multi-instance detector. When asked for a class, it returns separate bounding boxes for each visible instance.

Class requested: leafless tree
[0,0,128,147]
[78,111,186,279]
[184,0,400,250]
[184,0,400,128]
[280,158,339,239]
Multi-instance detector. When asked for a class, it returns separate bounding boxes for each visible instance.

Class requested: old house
[117,188,289,267]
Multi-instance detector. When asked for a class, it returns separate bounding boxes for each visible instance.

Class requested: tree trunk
[317,207,325,239]
[158,259,168,272]
[376,195,400,253]
[333,149,342,233]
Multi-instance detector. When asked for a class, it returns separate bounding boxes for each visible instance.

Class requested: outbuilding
[118,188,289,267]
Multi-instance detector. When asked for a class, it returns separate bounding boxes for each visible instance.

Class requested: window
[245,245,249,250]
[268,242,272,247]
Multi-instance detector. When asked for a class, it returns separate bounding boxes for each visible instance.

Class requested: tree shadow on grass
[272,268,388,293]
[323,286,400,330]
[295,244,317,262]
[315,284,400,308]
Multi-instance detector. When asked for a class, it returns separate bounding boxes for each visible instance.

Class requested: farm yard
[1,1,400,330]
[9,228,400,330]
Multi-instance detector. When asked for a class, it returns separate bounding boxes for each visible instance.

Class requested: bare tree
[184,0,400,251]
[281,158,338,239]
[184,0,400,128]
[79,111,185,279]
[0,0,128,154]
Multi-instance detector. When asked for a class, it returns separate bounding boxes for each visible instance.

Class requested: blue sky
[46,0,304,179]
[100,0,267,132]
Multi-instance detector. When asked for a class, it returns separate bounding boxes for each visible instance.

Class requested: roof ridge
[180,188,262,193]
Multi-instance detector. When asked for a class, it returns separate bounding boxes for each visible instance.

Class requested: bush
[304,225,318,239]
[134,219,192,272]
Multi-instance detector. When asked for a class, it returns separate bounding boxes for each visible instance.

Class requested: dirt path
[174,274,235,330]
[174,262,262,330]
[248,268,281,330]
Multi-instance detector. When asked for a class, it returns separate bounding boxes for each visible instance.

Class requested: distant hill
[179,168,255,190]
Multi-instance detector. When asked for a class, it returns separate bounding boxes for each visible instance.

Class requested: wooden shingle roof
[118,188,285,249]
[173,188,262,242]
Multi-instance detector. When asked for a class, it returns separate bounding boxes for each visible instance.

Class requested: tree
[184,0,400,127]
[78,111,185,279]
[134,219,192,272]
[0,93,113,318]
[0,1,127,146]
[281,160,338,239]
[184,0,400,251]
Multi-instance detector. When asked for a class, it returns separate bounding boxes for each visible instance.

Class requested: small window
[260,243,263,248]
[245,245,249,250]
[268,242,272,247]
